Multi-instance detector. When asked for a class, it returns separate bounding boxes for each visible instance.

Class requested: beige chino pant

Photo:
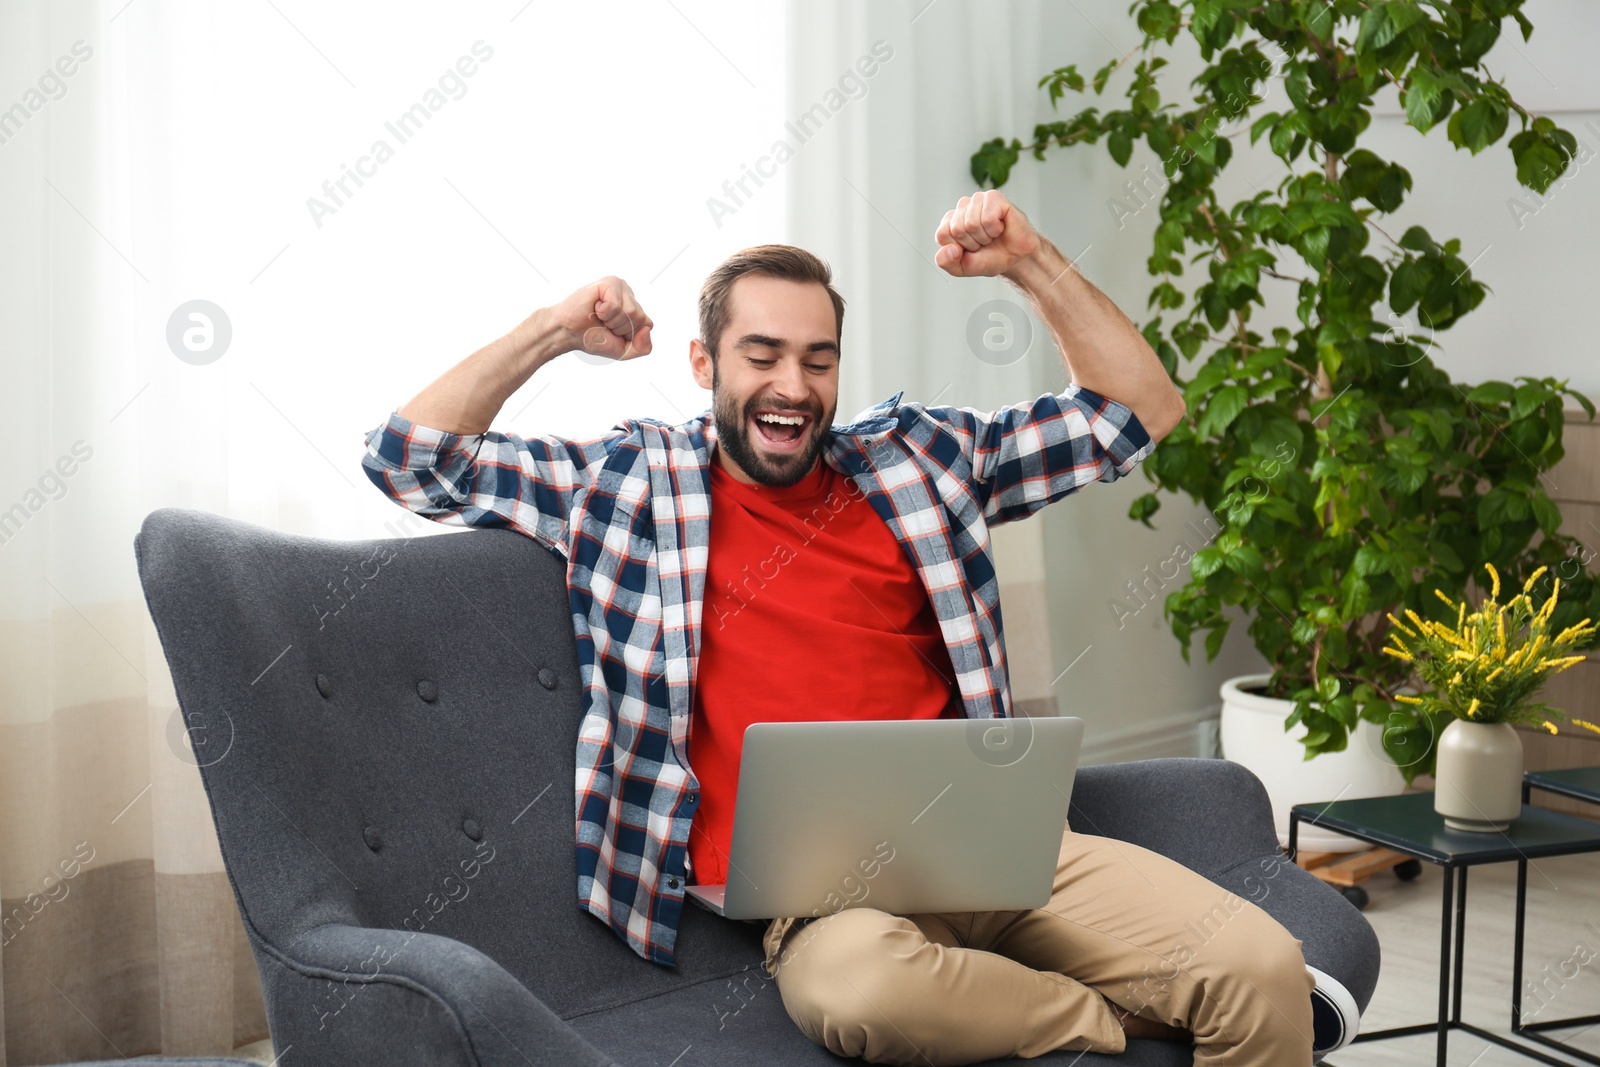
[760,826,1315,1066]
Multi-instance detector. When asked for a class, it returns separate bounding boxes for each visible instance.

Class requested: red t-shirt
[686,454,960,887]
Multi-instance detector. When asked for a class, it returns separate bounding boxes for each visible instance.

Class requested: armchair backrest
[134,508,761,1018]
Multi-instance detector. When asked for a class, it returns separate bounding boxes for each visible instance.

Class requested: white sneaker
[1307,964,1361,1060]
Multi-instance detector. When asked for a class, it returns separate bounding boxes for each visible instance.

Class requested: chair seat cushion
[566,975,1195,1066]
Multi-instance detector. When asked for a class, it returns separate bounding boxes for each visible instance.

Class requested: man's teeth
[756,413,805,426]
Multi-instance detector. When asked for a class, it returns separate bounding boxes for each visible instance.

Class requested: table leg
[1288,811,1299,863]
[1438,865,1454,1067]
[1505,836,1600,1066]
[1452,867,1468,1026]
[1513,857,1528,1032]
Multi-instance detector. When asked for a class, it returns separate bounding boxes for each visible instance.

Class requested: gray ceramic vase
[1433,719,1523,831]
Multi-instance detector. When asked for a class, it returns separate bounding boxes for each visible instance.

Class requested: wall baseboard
[1078,705,1222,765]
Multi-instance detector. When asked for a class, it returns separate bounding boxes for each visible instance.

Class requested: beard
[711,365,833,488]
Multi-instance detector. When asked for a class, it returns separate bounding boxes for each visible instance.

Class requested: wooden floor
[228,1039,275,1064]
[1327,852,1600,1066]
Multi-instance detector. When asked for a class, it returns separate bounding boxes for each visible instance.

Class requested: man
[361,191,1316,1065]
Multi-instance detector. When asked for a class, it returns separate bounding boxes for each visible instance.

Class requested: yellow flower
[1542,720,1559,735]
[1397,564,1597,727]
[1572,718,1600,736]
[1538,583,1561,623]
[1555,622,1597,644]
[1522,565,1548,593]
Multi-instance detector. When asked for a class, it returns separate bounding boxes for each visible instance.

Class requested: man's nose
[770,361,807,405]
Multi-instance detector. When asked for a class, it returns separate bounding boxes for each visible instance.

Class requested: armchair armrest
[1069,758,1279,876]
[254,923,618,1067]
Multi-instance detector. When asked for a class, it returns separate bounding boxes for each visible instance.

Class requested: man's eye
[748,358,776,367]
[806,364,831,372]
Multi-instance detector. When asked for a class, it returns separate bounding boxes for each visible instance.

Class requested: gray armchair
[124,507,1379,1066]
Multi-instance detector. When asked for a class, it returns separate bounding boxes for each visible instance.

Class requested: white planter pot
[1220,674,1406,852]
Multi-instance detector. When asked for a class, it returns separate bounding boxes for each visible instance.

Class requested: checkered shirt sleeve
[360,410,624,552]
[924,384,1154,525]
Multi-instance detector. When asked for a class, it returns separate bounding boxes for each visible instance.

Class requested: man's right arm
[361,277,654,550]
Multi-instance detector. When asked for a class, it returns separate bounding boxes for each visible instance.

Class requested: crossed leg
[766,827,1315,1066]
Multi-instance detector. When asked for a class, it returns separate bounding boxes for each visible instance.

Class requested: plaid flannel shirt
[361,384,1152,966]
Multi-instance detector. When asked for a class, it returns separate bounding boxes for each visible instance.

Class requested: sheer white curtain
[0,1,784,1060]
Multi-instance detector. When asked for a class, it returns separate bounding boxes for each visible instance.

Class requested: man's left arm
[935,189,1186,442]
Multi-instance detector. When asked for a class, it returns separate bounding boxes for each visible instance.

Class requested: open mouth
[750,410,812,452]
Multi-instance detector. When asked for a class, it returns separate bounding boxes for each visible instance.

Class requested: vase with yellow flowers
[1385,563,1600,831]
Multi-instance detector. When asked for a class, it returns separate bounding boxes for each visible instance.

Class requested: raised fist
[552,276,654,360]
[934,191,1043,279]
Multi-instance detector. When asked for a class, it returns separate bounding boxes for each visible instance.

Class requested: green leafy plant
[973,0,1599,780]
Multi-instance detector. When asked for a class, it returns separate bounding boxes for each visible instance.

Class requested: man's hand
[934,191,1043,279]
[550,276,654,360]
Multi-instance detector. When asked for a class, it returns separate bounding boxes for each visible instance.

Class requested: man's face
[691,275,840,487]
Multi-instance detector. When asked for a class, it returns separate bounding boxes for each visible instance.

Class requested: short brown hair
[698,244,846,361]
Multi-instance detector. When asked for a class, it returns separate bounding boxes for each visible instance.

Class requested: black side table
[1290,792,1600,1066]
[1516,767,1600,1065]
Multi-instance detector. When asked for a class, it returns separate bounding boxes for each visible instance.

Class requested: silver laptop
[685,716,1084,920]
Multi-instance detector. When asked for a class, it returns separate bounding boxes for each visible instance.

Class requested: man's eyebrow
[734,333,839,356]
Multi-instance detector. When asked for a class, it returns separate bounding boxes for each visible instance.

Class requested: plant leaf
[1200,383,1250,438]
[1447,98,1507,155]
[1129,492,1163,528]
[1403,67,1445,134]
[971,137,1022,188]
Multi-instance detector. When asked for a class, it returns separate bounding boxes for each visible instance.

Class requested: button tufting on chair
[462,818,483,841]
[416,679,438,703]
[537,667,558,690]
[363,826,383,852]
[315,673,331,698]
